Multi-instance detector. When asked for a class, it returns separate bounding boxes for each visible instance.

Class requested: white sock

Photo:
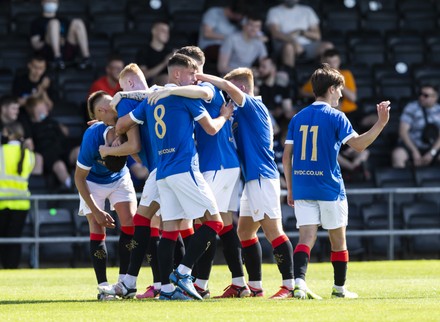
[123,274,137,289]
[248,281,262,289]
[177,264,191,276]
[118,274,126,283]
[295,278,307,289]
[283,279,294,290]
[195,279,208,290]
[232,276,246,287]
[333,285,345,292]
[98,281,109,287]
[161,283,175,293]
[153,282,161,290]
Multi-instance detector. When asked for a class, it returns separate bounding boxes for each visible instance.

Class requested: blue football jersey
[232,94,279,182]
[194,82,239,172]
[285,102,356,201]
[131,90,207,180]
[117,98,157,172]
[77,122,128,184]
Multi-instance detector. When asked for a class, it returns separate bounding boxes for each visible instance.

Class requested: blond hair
[224,67,254,94]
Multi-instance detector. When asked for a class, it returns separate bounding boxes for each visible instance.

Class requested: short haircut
[311,63,345,98]
[119,63,144,80]
[321,48,341,59]
[106,52,124,65]
[420,82,440,94]
[224,67,254,94]
[168,53,199,71]
[25,96,44,111]
[0,95,18,110]
[87,90,109,120]
[176,46,206,66]
[104,155,127,172]
[30,53,47,63]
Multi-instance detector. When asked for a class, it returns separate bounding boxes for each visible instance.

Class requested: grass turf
[0,260,439,321]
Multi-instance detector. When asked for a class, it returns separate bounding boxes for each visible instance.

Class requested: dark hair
[168,53,199,70]
[104,155,127,172]
[311,63,345,98]
[420,82,440,94]
[30,53,47,63]
[321,48,341,59]
[176,46,205,65]
[5,122,26,175]
[0,95,18,110]
[106,52,124,65]
[87,90,108,120]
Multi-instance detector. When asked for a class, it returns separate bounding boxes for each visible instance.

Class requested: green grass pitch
[0,260,439,321]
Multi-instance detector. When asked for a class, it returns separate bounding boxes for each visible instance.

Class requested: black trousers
[0,209,28,269]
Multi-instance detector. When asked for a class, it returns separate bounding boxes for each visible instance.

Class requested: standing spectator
[30,0,92,70]
[25,96,76,191]
[257,56,295,128]
[0,122,35,269]
[12,54,54,111]
[392,84,440,168]
[88,54,124,97]
[136,20,173,86]
[282,63,390,299]
[218,13,268,75]
[266,0,333,69]
[198,2,244,66]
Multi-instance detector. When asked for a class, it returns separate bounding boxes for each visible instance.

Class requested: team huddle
[75,45,390,301]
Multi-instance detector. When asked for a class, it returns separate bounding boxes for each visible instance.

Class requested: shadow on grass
[0,300,98,305]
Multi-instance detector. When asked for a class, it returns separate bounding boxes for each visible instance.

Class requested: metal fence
[1,187,440,268]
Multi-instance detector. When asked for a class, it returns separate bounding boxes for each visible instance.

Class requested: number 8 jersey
[285,102,356,201]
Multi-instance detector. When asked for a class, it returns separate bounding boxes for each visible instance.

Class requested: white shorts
[239,178,282,221]
[294,198,348,230]
[157,170,219,222]
[203,167,240,213]
[78,173,137,216]
[229,175,243,212]
[139,168,160,213]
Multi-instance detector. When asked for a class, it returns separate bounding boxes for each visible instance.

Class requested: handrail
[0,187,439,268]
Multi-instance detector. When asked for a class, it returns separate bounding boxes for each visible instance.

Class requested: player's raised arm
[148,85,213,105]
[110,90,152,108]
[197,100,234,135]
[196,73,245,106]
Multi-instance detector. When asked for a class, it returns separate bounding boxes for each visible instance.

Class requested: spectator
[257,57,295,128]
[392,84,440,168]
[0,122,35,269]
[299,49,375,129]
[198,2,244,66]
[217,13,268,75]
[338,146,371,182]
[12,54,54,111]
[25,96,77,191]
[30,0,92,70]
[88,54,124,97]
[136,20,173,86]
[266,0,333,69]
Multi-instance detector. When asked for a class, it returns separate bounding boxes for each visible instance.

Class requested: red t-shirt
[88,76,121,97]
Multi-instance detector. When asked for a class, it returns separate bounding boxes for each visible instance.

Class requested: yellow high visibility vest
[0,143,35,210]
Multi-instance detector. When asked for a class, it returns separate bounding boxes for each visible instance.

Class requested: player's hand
[93,209,115,229]
[99,145,110,158]
[220,100,234,120]
[110,92,122,109]
[147,88,171,105]
[376,100,391,127]
[87,119,99,126]
[111,136,122,147]
[286,195,294,208]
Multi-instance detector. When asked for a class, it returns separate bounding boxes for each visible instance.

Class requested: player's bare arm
[110,90,153,108]
[74,166,115,229]
[115,113,137,136]
[196,73,245,106]
[347,100,390,152]
[197,101,234,135]
[148,85,213,105]
[99,126,141,159]
[282,143,294,207]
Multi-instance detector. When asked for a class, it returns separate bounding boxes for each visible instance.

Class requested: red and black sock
[118,226,134,275]
[272,234,294,280]
[158,230,179,285]
[126,214,150,277]
[181,221,223,270]
[90,233,107,284]
[180,227,194,251]
[293,244,311,280]
[331,250,349,287]
[147,228,160,284]
[173,234,185,268]
[241,237,262,282]
[219,224,244,278]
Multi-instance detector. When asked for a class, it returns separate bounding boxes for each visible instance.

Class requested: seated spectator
[136,20,173,86]
[198,1,244,66]
[12,54,54,111]
[392,84,440,168]
[88,53,124,97]
[266,0,333,69]
[217,13,268,75]
[30,0,91,70]
[25,96,77,191]
[338,146,371,182]
[0,122,36,269]
[256,57,295,128]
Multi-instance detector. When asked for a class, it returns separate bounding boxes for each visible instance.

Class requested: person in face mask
[266,0,334,69]
[30,0,92,70]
